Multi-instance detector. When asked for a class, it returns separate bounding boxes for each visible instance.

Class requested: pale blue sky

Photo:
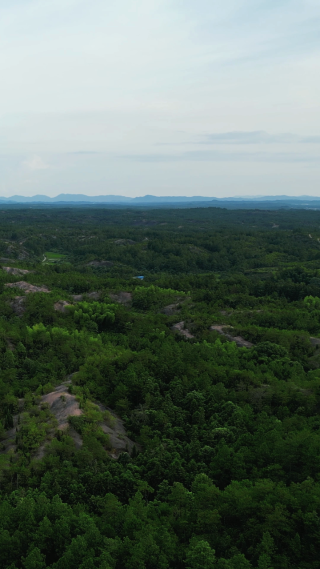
[1,0,320,197]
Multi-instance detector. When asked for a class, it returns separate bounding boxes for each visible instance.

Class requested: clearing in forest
[44,251,67,263]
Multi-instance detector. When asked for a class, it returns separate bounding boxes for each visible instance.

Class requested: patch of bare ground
[34,381,83,458]
[10,296,26,316]
[114,239,136,245]
[87,260,113,267]
[109,292,132,305]
[41,381,82,431]
[6,340,15,351]
[38,380,139,459]
[1,378,138,461]
[308,340,320,369]
[87,291,101,300]
[96,403,140,458]
[161,303,181,316]
[171,321,195,339]
[54,300,72,313]
[5,281,50,293]
[210,325,254,348]
[71,291,100,302]
[2,266,31,275]
[0,415,19,456]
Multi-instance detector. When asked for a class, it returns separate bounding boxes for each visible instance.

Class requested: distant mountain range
[0,194,320,204]
[0,194,214,203]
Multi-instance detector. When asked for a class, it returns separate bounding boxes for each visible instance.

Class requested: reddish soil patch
[2,267,30,275]
[171,321,194,339]
[210,325,253,348]
[5,281,50,293]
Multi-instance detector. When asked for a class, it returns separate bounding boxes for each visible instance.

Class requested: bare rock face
[0,378,140,461]
[171,321,195,339]
[87,291,100,300]
[161,303,180,316]
[72,294,83,302]
[71,291,100,302]
[87,260,113,267]
[10,296,26,316]
[41,382,83,431]
[54,300,72,313]
[97,403,140,458]
[114,239,136,245]
[2,266,30,276]
[210,325,253,348]
[5,281,50,293]
[41,382,139,458]
[109,292,132,305]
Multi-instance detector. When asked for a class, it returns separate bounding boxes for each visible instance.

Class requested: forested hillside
[1,206,320,568]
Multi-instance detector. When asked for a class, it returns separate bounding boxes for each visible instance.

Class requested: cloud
[121,150,320,163]
[69,151,101,155]
[1,2,320,196]
[22,155,50,171]
[202,131,320,145]
[203,131,297,144]
[158,132,320,147]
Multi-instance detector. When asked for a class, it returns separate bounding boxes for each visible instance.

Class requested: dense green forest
[1,205,320,568]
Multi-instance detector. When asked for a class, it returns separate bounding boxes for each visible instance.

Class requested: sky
[1,0,320,198]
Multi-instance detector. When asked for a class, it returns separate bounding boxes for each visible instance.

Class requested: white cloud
[22,155,50,171]
[0,1,320,196]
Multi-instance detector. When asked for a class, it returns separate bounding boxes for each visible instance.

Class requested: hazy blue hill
[0,194,319,207]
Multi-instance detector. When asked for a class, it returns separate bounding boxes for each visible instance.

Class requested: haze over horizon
[1,1,320,198]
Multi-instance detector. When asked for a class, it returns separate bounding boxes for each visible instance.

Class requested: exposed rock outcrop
[2,266,31,276]
[210,325,253,348]
[109,292,132,305]
[54,300,72,313]
[5,281,50,293]
[171,321,194,339]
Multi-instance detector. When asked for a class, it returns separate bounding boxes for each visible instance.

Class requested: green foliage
[304,294,320,309]
[71,301,118,330]
[185,539,216,569]
[132,285,186,310]
[0,207,320,567]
